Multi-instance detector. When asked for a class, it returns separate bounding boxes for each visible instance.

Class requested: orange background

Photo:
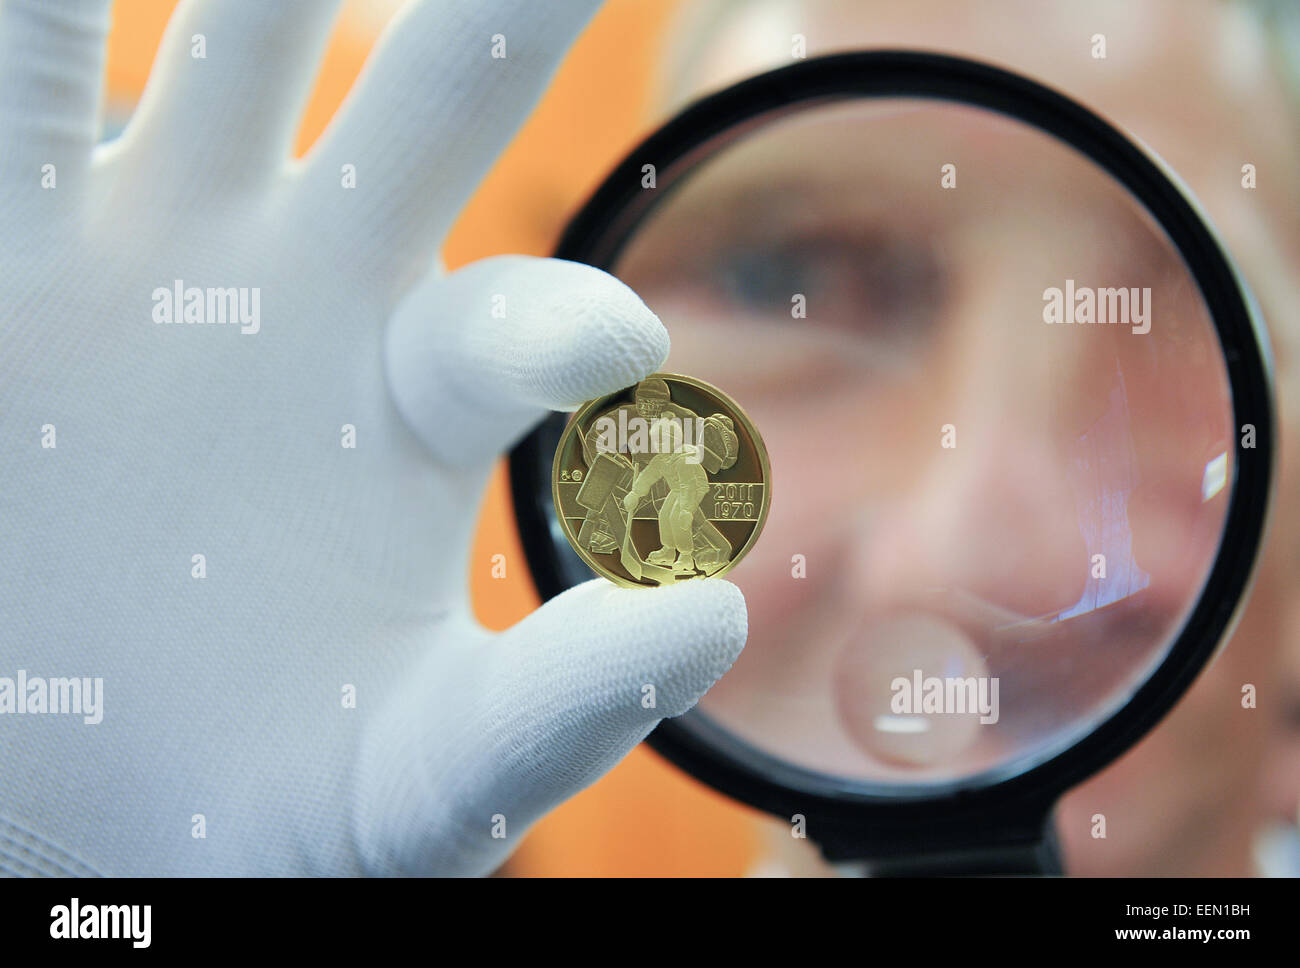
[104,0,762,875]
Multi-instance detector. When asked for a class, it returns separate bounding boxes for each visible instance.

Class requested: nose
[847,246,1115,619]
[857,445,1089,621]
[854,394,1091,621]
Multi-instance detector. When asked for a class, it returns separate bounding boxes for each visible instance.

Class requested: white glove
[0,0,747,876]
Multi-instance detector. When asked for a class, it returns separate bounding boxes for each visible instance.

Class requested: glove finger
[0,0,112,194]
[355,577,748,875]
[118,0,343,180]
[294,0,602,278]
[386,254,668,468]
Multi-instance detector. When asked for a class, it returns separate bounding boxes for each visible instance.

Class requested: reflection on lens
[833,613,990,767]
[613,98,1234,789]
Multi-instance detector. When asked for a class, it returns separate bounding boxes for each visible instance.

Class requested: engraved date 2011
[712,482,759,519]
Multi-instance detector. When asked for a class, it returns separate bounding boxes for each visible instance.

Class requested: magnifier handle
[814,803,1063,876]
[853,831,1062,877]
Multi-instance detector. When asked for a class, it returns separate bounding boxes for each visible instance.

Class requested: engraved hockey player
[621,416,711,575]
[575,377,695,555]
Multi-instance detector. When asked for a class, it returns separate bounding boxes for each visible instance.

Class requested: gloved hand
[0,0,746,875]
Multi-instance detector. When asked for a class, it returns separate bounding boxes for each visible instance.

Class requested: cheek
[724,388,893,620]
[731,489,851,632]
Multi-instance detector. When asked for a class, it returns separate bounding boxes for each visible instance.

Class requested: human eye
[708,225,947,343]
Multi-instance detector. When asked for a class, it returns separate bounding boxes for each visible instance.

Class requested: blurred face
[634,0,1300,874]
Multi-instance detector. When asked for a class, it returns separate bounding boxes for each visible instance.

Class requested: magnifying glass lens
[612,99,1234,786]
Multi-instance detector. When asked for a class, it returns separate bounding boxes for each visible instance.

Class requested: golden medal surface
[552,372,771,588]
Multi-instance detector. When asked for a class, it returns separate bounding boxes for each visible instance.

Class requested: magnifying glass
[510,52,1275,875]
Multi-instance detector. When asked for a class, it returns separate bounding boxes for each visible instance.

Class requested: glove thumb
[354,577,747,874]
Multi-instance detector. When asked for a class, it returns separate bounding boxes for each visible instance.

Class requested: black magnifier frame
[509,51,1275,874]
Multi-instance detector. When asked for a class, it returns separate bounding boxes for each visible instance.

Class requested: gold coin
[551,372,771,588]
